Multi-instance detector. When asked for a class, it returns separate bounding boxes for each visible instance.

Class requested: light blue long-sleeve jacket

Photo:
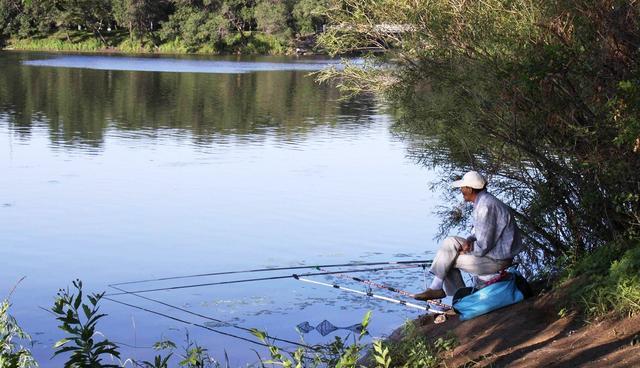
[469,191,522,260]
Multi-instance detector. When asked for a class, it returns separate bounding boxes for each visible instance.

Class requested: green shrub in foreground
[375,320,456,368]
[0,298,38,368]
[51,280,122,367]
[565,242,640,318]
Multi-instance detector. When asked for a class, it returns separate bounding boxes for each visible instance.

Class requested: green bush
[117,38,154,53]
[292,0,327,35]
[51,280,121,367]
[159,6,227,53]
[8,36,104,52]
[370,320,456,368]
[0,298,38,368]
[247,33,289,54]
[254,0,288,35]
[566,242,640,318]
[155,39,191,54]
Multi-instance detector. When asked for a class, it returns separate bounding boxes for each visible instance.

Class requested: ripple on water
[22,56,346,74]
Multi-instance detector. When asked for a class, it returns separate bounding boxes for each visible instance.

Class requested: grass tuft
[6,31,295,55]
[564,242,640,319]
[9,37,104,52]
[367,320,457,368]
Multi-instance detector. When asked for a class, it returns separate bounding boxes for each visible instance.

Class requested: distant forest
[0,0,329,53]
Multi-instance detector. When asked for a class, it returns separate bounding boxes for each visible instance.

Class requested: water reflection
[0,52,374,149]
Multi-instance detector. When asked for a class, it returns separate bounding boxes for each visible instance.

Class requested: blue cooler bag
[452,268,529,321]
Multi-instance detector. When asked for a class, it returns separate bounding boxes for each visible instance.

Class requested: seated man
[414,171,523,301]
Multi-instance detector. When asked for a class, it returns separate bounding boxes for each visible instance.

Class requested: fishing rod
[315,267,451,310]
[111,260,432,286]
[293,275,446,315]
[108,285,314,350]
[106,264,427,296]
[316,266,417,297]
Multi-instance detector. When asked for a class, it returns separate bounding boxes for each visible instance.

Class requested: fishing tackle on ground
[314,266,451,310]
[292,275,446,314]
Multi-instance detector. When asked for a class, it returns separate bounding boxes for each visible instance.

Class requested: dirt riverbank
[391,286,640,367]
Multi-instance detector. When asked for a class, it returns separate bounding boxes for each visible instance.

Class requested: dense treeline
[319,0,640,276]
[0,0,328,53]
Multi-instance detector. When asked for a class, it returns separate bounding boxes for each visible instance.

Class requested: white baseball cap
[452,171,486,189]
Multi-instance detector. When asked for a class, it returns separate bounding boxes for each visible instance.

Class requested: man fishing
[414,171,523,301]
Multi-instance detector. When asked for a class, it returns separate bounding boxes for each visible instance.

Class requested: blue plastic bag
[452,270,525,321]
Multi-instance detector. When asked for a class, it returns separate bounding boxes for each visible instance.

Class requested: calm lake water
[0,51,444,367]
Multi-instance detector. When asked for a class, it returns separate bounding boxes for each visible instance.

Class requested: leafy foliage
[291,0,327,35]
[254,0,289,35]
[112,0,170,39]
[566,240,640,318]
[158,4,228,52]
[137,340,176,368]
[1,0,329,53]
[177,337,217,368]
[138,336,230,368]
[368,321,456,368]
[0,298,38,368]
[371,340,390,368]
[317,0,640,275]
[51,280,121,368]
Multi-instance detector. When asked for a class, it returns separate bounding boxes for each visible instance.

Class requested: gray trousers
[429,236,512,296]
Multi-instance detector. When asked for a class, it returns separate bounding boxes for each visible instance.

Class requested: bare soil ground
[394,287,640,367]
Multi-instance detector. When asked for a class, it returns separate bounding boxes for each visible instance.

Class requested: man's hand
[460,240,474,254]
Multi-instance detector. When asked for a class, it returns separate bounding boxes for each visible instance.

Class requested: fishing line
[109,285,314,349]
[104,297,279,349]
[111,260,432,286]
[292,275,445,314]
[106,264,427,296]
